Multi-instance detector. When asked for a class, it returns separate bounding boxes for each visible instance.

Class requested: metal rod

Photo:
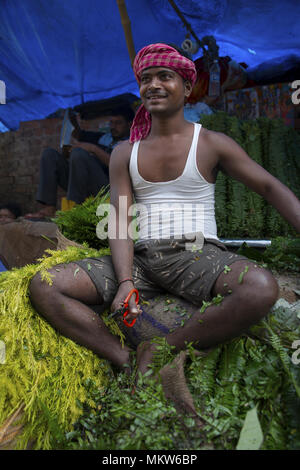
[220,239,272,248]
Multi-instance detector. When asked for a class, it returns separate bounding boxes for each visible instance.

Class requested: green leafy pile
[49,302,300,451]
[237,237,300,272]
[0,242,299,450]
[200,113,300,238]
[54,187,110,249]
[0,245,117,450]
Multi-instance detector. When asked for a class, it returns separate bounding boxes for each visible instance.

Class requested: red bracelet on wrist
[118,278,134,287]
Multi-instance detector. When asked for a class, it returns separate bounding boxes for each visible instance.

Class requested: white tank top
[129,123,218,242]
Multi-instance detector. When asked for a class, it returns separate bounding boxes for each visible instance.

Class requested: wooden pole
[116,0,136,67]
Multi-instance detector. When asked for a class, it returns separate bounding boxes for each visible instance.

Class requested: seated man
[0,202,22,224]
[25,106,135,219]
[29,44,300,379]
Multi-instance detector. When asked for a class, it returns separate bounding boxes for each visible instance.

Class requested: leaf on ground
[236,406,263,450]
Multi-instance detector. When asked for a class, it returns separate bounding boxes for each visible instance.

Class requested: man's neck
[149,111,190,138]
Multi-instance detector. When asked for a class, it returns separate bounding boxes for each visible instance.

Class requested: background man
[0,202,22,224]
[25,105,134,219]
[29,44,300,378]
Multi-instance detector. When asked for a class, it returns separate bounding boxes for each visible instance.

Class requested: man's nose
[149,76,162,89]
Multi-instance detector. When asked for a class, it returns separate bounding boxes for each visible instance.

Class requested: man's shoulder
[98,132,113,146]
[200,126,235,151]
[110,139,133,163]
[200,126,226,142]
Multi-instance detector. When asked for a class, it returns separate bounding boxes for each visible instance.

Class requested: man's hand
[71,141,110,166]
[68,110,81,130]
[62,144,72,158]
[110,282,142,324]
[72,141,99,154]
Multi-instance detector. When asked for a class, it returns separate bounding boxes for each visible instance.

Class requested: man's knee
[69,147,90,163]
[231,265,278,322]
[41,147,58,161]
[243,266,278,308]
[29,270,58,305]
[214,261,279,317]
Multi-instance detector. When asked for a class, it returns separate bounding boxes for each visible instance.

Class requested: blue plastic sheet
[0,0,299,131]
[0,260,7,273]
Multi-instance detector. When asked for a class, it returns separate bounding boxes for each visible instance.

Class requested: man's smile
[146,94,168,101]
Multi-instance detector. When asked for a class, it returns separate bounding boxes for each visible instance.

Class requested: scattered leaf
[236,406,263,450]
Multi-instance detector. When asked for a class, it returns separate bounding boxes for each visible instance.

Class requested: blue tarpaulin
[0,0,299,131]
[0,260,7,272]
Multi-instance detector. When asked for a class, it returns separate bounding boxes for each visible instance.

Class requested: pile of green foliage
[1,243,299,450]
[55,187,110,250]
[237,236,300,273]
[0,245,118,449]
[47,302,300,451]
[199,112,300,238]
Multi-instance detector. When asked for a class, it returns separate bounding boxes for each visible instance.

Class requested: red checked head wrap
[130,43,197,143]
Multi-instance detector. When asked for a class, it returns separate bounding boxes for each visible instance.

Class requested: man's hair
[110,105,135,123]
[0,202,22,218]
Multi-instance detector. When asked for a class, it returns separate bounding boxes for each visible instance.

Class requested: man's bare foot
[135,342,204,428]
[159,351,203,425]
[135,341,158,378]
[24,205,57,220]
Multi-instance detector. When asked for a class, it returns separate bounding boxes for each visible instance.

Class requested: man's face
[0,208,16,224]
[139,67,192,116]
[109,115,131,140]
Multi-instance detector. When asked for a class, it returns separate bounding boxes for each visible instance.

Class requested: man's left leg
[29,262,132,371]
[136,260,278,374]
[167,260,278,349]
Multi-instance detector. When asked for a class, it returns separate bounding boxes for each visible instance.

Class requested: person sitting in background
[0,203,22,224]
[24,105,135,220]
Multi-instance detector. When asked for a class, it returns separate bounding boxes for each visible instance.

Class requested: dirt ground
[273,270,300,304]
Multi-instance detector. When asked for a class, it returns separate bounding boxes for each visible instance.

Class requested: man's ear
[184,80,193,98]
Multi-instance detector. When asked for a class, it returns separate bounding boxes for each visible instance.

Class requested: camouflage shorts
[74,236,247,308]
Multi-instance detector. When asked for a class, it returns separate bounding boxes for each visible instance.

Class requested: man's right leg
[36,148,69,205]
[25,148,69,218]
[67,148,109,204]
[29,262,132,370]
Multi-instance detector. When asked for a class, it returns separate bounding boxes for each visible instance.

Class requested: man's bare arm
[109,142,134,279]
[108,141,140,316]
[210,131,300,233]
